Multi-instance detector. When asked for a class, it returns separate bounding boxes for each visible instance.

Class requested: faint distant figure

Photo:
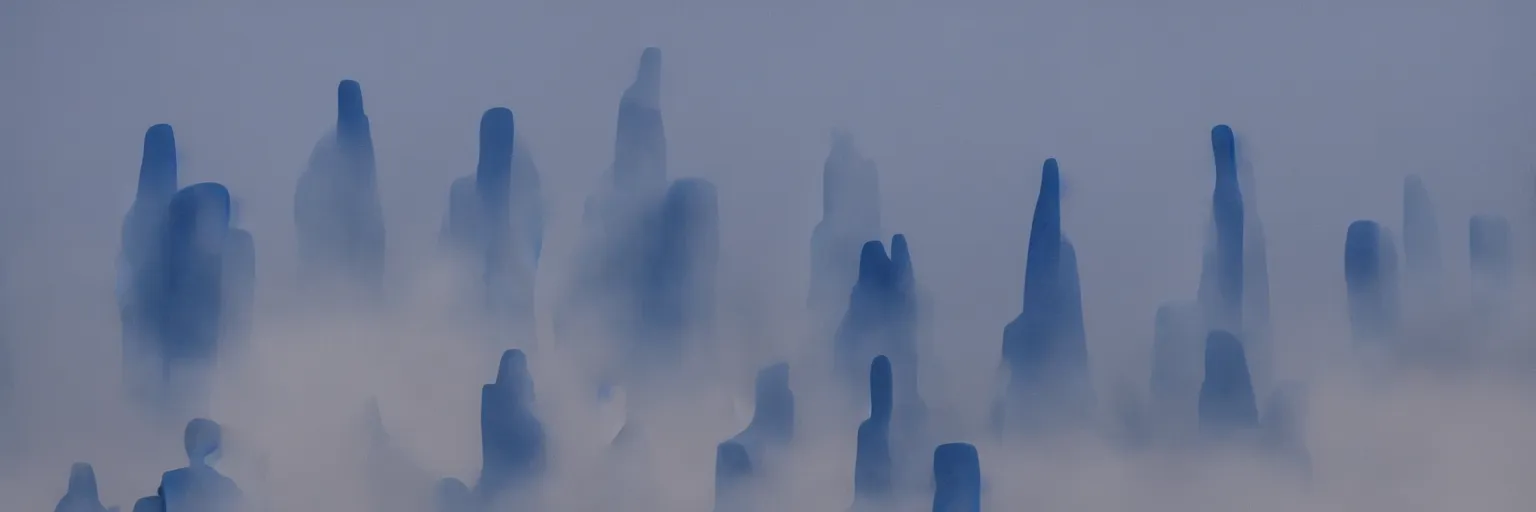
[360,399,433,512]
[294,79,386,296]
[713,441,754,512]
[1402,176,1442,280]
[1233,128,1273,392]
[1344,220,1401,347]
[160,418,243,512]
[433,478,475,512]
[1469,214,1513,293]
[931,443,981,512]
[1197,331,1259,437]
[809,130,882,327]
[611,47,668,201]
[1149,301,1203,422]
[1260,382,1312,480]
[55,463,109,512]
[853,356,894,505]
[478,349,546,502]
[731,362,795,453]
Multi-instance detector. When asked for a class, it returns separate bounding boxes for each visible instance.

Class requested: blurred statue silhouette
[54,463,109,512]
[294,79,386,297]
[160,418,243,512]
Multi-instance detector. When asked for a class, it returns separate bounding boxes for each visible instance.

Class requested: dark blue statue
[1197,330,1258,436]
[1344,220,1400,346]
[294,79,386,294]
[54,463,108,512]
[853,356,893,502]
[809,131,882,325]
[713,440,754,512]
[160,418,242,512]
[478,349,546,500]
[932,443,981,512]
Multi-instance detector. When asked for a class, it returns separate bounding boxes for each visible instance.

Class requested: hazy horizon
[2,1,1534,510]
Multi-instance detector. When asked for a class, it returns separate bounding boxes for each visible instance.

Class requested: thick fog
[2,1,1534,511]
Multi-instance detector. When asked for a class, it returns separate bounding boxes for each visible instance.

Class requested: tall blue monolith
[1000,158,1092,424]
[478,349,545,501]
[1205,125,1245,333]
[612,47,667,198]
[853,356,893,503]
[294,79,385,295]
